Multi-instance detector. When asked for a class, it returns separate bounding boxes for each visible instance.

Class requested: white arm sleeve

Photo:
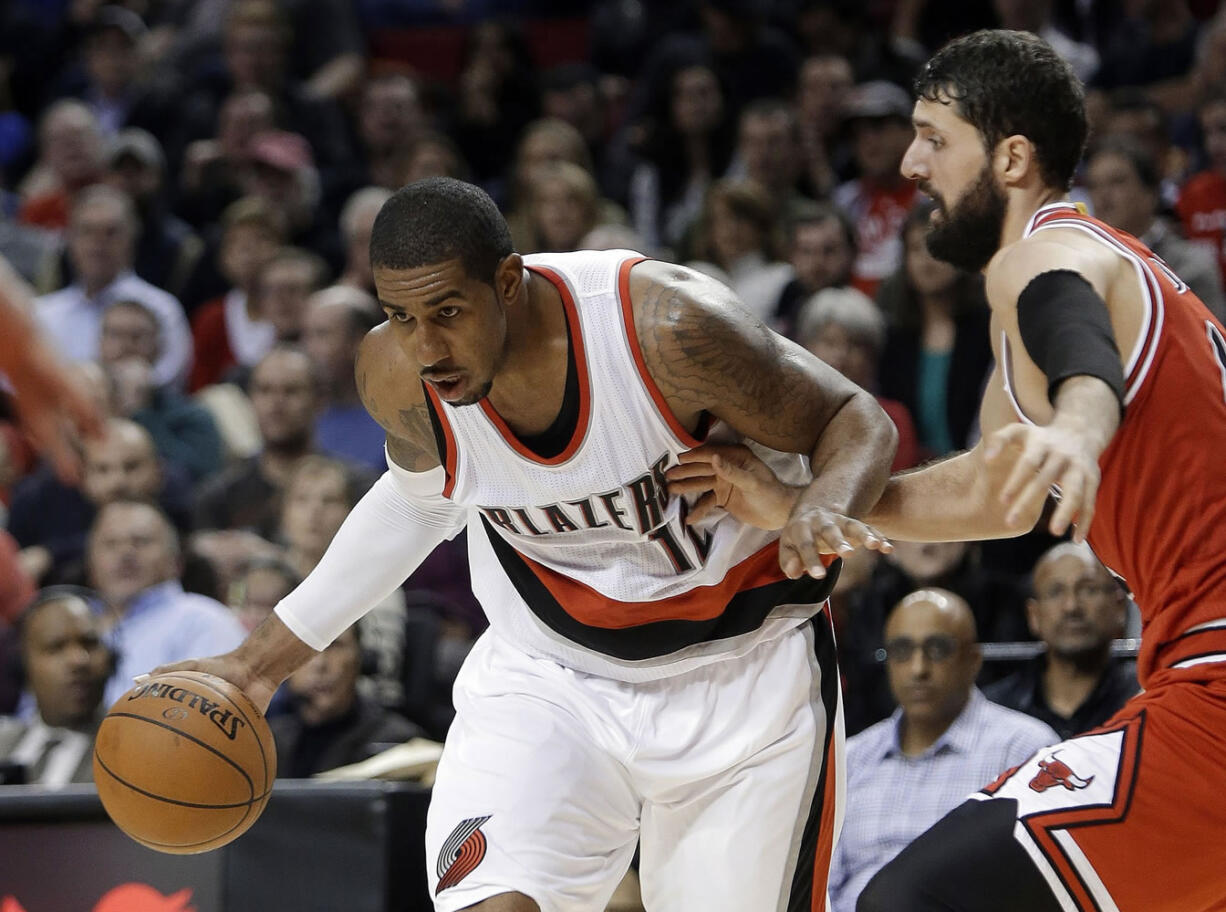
[273,459,468,650]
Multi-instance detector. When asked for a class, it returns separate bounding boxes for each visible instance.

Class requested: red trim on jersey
[423,383,458,499]
[810,723,841,912]
[476,265,592,465]
[616,256,708,448]
[516,541,833,629]
[1154,625,1226,670]
[1021,715,1143,912]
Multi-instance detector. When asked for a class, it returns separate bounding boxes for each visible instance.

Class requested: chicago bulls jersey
[422,250,833,682]
[1006,203,1226,685]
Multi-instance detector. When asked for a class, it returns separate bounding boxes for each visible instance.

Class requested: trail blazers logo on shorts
[436,815,492,895]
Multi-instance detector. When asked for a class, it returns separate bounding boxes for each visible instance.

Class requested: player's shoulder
[627,259,757,333]
[985,230,1113,311]
[356,322,426,429]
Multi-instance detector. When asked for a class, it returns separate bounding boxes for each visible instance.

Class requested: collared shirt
[104,580,246,707]
[829,689,1059,912]
[7,716,94,789]
[34,271,193,388]
[983,655,1140,742]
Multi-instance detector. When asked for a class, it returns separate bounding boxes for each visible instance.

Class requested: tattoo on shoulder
[638,282,803,429]
[386,403,441,472]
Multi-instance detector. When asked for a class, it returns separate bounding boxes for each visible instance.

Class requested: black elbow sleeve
[1016,269,1125,411]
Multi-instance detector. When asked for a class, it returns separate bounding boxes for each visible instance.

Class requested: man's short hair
[796,286,884,353]
[915,30,1087,191]
[369,178,514,284]
[1088,137,1160,193]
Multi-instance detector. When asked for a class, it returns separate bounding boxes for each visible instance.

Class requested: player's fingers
[665,461,718,481]
[1048,470,1084,536]
[844,520,894,554]
[665,475,717,498]
[686,491,722,524]
[1007,454,1064,525]
[998,444,1048,504]
[792,526,831,577]
[710,452,764,490]
[675,443,752,465]
[1071,469,1099,543]
[983,424,1025,462]
[779,540,806,579]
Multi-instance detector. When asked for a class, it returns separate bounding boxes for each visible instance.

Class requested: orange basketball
[93,670,276,855]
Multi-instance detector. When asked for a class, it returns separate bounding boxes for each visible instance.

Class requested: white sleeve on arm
[273,459,467,650]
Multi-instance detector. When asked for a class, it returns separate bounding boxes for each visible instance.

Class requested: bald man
[828,588,1057,912]
[985,543,1139,740]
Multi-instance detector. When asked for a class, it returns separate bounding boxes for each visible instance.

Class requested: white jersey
[424,250,835,681]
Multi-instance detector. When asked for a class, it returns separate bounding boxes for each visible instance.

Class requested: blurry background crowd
[0,0,1222,902]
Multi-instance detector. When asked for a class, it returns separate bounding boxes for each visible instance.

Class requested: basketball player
[668,30,1226,912]
[150,176,899,910]
[0,255,103,482]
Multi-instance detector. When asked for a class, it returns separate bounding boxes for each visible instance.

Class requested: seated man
[829,588,1057,912]
[271,625,422,778]
[0,590,113,787]
[985,542,1139,741]
[86,499,246,706]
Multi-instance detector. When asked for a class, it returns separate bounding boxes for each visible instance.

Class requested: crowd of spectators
[0,0,1217,905]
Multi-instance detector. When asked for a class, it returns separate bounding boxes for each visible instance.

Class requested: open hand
[780,506,892,580]
[984,422,1100,542]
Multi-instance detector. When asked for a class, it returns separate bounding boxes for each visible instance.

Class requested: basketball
[93,670,276,855]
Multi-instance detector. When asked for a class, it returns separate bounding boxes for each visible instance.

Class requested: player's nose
[900,138,926,182]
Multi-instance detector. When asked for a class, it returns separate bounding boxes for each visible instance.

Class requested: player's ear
[494,253,523,305]
[996,134,1035,187]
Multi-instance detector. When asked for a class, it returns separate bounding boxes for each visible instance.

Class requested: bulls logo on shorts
[436,815,492,895]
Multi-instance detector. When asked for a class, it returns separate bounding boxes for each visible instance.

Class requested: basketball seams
[169,671,275,791]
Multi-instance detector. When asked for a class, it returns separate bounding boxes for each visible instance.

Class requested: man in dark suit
[0,590,113,787]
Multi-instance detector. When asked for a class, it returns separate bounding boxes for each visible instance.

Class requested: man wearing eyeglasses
[828,588,1057,912]
[985,542,1139,741]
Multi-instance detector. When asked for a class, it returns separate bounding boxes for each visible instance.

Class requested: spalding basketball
[93,670,276,854]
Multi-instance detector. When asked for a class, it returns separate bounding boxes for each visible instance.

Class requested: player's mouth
[424,374,465,400]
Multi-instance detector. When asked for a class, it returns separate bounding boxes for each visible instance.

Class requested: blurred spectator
[540,64,615,193]
[1100,89,1186,207]
[88,498,245,707]
[629,58,734,254]
[838,539,1032,734]
[772,203,857,337]
[55,6,180,142]
[1087,138,1225,321]
[876,202,993,458]
[986,543,1140,741]
[828,588,1057,912]
[992,0,1099,83]
[452,20,540,184]
[250,246,329,347]
[0,211,58,290]
[0,532,35,627]
[686,178,793,319]
[505,118,626,252]
[276,456,400,710]
[33,185,193,389]
[17,100,106,232]
[401,131,472,185]
[229,554,299,633]
[177,87,276,229]
[100,128,204,301]
[795,54,856,198]
[337,187,392,296]
[729,99,815,217]
[188,196,285,391]
[97,299,225,480]
[522,162,603,254]
[194,346,319,537]
[792,0,923,86]
[271,625,421,779]
[0,590,112,788]
[580,223,651,254]
[1177,91,1226,290]
[352,74,426,192]
[1090,0,1198,110]
[833,81,919,295]
[241,130,335,264]
[795,287,920,472]
[302,286,384,470]
[8,417,194,587]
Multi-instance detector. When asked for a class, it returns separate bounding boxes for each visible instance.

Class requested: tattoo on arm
[386,403,442,472]
[637,280,841,451]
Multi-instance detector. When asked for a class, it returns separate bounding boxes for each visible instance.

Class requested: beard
[451,379,493,407]
[923,163,1008,273]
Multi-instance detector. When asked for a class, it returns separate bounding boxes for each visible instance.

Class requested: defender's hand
[984,422,1100,542]
[667,444,801,530]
